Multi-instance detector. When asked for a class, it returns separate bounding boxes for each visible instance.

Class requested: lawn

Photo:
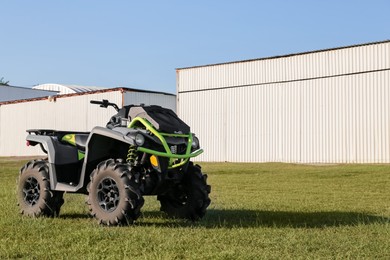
[1,158,389,259]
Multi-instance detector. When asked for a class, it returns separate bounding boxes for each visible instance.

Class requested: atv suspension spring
[126,145,138,165]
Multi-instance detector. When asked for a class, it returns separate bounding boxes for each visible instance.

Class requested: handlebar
[90,99,120,111]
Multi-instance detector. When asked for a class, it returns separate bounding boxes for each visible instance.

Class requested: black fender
[79,126,138,191]
[26,135,78,165]
[26,134,79,191]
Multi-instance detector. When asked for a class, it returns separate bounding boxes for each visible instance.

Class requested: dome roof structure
[33,83,106,95]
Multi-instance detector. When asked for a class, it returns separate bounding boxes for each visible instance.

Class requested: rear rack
[27,129,89,136]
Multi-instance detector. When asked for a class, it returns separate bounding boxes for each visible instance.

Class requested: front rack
[128,117,203,169]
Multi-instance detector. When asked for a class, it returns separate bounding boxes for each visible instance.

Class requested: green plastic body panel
[61,134,85,160]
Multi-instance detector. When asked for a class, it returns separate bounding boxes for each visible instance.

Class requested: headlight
[191,135,200,149]
[135,133,145,146]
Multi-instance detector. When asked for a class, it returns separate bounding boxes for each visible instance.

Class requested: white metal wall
[177,41,390,163]
[0,92,121,156]
[0,90,176,156]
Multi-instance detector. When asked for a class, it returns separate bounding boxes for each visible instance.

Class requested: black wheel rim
[97,177,120,212]
[23,177,40,206]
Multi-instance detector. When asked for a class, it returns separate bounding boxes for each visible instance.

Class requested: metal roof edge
[118,87,176,96]
[0,96,52,106]
[176,39,390,70]
[0,84,58,93]
[0,87,175,106]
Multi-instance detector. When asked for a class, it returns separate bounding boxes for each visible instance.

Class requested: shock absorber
[126,145,137,165]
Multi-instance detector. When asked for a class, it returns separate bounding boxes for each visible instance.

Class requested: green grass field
[1,158,389,259]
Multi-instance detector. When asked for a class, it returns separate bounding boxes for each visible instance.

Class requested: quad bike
[17,100,211,225]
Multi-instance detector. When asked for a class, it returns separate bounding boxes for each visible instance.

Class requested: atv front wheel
[87,159,144,225]
[17,160,64,217]
[158,163,211,221]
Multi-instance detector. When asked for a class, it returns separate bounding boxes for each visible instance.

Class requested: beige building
[176,40,390,163]
[0,87,175,156]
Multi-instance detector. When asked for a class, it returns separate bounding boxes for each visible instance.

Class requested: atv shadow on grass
[138,209,389,229]
[58,213,92,220]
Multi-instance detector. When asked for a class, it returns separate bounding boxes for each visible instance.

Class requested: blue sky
[1,0,389,94]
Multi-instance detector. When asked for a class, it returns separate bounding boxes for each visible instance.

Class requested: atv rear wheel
[87,159,144,225]
[158,163,211,221]
[17,160,64,217]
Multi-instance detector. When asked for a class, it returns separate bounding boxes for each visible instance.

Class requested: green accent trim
[137,147,204,159]
[62,134,76,146]
[128,117,172,154]
[128,117,203,169]
[62,134,84,160]
[78,150,85,160]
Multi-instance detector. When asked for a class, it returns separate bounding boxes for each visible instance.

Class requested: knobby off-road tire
[17,160,64,217]
[87,159,144,226]
[158,163,211,221]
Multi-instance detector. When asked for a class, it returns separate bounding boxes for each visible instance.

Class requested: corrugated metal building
[0,88,175,156]
[176,40,390,163]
